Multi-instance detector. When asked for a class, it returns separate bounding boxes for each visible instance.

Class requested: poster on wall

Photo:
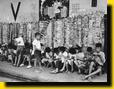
[39,0,69,20]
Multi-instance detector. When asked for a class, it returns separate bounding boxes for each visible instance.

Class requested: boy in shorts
[32,32,43,73]
[83,43,106,81]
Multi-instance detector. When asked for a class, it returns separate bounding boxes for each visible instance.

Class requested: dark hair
[8,43,12,49]
[69,47,76,54]
[96,43,102,48]
[59,46,66,52]
[87,47,92,53]
[45,47,51,53]
[35,32,42,37]
[54,48,59,54]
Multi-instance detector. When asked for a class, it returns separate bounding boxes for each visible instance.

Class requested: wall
[70,0,107,15]
[0,0,107,22]
[0,0,39,22]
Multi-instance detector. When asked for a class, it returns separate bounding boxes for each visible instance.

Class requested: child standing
[14,33,25,67]
[32,32,43,73]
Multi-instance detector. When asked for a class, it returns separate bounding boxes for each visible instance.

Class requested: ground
[0,61,107,82]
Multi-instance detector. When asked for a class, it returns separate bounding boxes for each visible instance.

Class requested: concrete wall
[0,0,39,22]
[70,0,107,14]
[0,0,107,22]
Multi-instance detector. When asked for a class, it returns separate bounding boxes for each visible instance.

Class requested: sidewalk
[0,61,107,82]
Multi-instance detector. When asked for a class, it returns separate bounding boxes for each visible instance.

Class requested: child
[65,47,76,73]
[0,44,3,61]
[82,43,106,81]
[74,47,85,74]
[20,42,32,69]
[0,44,8,61]
[59,46,68,72]
[77,47,93,75]
[14,34,25,67]
[51,47,61,74]
[41,47,53,68]
[32,32,43,73]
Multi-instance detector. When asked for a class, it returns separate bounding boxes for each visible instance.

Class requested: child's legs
[14,47,20,65]
[70,59,74,72]
[66,61,69,72]
[84,67,102,79]
[21,56,26,64]
[34,58,37,70]
[89,62,95,74]
[27,55,31,66]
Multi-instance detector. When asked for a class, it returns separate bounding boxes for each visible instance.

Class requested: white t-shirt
[15,37,24,46]
[32,39,41,55]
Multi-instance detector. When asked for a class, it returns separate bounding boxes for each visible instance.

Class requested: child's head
[87,47,93,54]
[54,47,59,54]
[35,32,42,40]
[19,33,23,37]
[96,43,102,53]
[69,47,76,54]
[45,47,51,53]
[59,46,66,53]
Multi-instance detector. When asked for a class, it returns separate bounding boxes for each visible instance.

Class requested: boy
[65,47,76,73]
[51,47,61,74]
[14,33,25,67]
[32,32,43,73]
[82,43,106,81]
[77,47,93,75]
[41,47,53,68]
[20,42,32,69]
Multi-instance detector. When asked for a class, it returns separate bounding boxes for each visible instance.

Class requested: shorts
[94,62,103,70]
[34,50,41,61]
[23,54,31,61]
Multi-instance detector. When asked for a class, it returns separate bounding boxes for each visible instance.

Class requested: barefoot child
[83,43,106,81]
[32,32,43,73]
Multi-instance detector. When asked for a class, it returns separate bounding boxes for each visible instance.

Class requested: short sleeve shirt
[32,39,41,55]
[15,37,24,46]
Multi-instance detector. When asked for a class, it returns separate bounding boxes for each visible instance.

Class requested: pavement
[0,61,107,82]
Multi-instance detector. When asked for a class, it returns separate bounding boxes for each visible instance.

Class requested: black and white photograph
[0,0,108,83]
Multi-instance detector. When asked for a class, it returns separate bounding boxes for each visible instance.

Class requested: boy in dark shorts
[82,43,106,81]
[20,42,32,68]
[32,32,43,73]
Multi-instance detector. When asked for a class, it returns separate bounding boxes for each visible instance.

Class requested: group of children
[0,32,106,81]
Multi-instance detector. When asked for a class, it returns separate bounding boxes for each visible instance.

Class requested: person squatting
[0,32,106,82]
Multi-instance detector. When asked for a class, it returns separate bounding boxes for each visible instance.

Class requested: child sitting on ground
[51,47,61,74]
[74,47,85,74]
[0,44,8,61]
[65,47,76,73]
[82,43,106,81]
[7,43,16,64]
[77,47,93,75]
[41,47,53,68]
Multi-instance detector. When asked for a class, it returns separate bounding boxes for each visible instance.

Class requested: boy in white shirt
[82,43,106,81]
[32,32,43,73]
[14,33,25,67]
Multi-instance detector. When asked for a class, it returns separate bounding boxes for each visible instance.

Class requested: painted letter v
[11,2,21,21]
